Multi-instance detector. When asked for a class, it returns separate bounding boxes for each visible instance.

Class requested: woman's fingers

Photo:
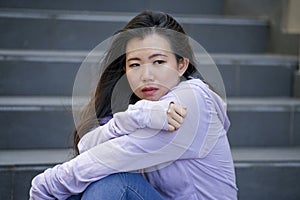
[167,103,187,131]
[168,115,182,131]
[173,103,187,117]
[168,124,176,132]
[168,103,187,116]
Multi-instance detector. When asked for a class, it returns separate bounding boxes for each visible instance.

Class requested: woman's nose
[140,65,154,82]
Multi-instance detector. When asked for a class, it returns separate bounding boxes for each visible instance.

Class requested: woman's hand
[167,103,187,131]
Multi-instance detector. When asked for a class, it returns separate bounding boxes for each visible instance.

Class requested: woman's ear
[178,58,189,76]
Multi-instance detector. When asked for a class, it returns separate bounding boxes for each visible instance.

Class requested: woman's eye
[154,60,165,65]
[129,63,140,67]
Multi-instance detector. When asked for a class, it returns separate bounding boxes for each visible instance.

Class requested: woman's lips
[141,87,159,96]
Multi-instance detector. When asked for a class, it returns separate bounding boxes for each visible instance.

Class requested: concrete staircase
[0,0,299,199]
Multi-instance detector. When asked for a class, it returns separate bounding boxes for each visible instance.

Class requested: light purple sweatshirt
[30,79,238,200]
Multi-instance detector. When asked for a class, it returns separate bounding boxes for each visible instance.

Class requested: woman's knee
[81,173,126,199]
[81,172,163,200]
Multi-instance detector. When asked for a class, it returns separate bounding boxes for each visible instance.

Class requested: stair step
[0,97,299,149]
[0,8,268,53]
[0,0,224,15]
[0,96,74,149]
[228,98,300,147]
[233,147,300,200]
[0,147,299,200]
[0,149,73,166]
[1,147,300,166]
[214,54,298,97]
[0,50,297,96]
[0,50,83,96]
[232,147,300,162]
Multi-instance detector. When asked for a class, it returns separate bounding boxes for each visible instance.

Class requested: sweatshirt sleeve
[78,99,172,154]
[30,126,199,200]
[30,81,206,200]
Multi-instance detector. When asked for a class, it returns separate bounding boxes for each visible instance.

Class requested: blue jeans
[67,172,164,200]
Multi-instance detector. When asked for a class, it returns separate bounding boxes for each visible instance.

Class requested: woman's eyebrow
[148,53,168,59]
[127,57,141,62]
[127,53,167,62]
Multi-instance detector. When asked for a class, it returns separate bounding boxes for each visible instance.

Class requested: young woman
[30,11,238,200]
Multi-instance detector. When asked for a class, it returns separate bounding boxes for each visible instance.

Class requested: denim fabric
[67,172,163,200]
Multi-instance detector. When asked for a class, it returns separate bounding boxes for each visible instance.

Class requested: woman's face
[125,34,188,101]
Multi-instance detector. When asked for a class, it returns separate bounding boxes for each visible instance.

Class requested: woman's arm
[78,99,182,154]
[30,80,206,200]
